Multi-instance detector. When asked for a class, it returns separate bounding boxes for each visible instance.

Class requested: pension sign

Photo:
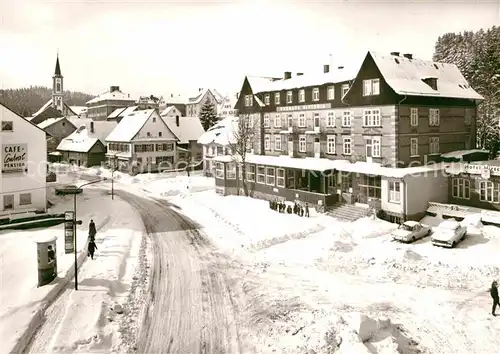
[2,144,28,173]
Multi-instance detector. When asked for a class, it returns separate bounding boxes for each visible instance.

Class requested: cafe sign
[2,144,28,173]
[277,103,332,112]
[464,164,500,177]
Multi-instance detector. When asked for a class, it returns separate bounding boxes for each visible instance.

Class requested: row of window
[134,143,174,153]
[3,193,32,210]
[136,156,175,165]
[409,107,473,127]
[108,143,130,152]
[244,78,383,108]
[264,110,355,128]
[410,137,440,156]
[452,178,500,203]
[205,145,233,156]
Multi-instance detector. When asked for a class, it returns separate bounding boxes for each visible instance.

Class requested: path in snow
[116,190,255,353]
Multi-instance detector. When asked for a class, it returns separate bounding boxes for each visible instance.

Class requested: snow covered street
[14,165,500,354]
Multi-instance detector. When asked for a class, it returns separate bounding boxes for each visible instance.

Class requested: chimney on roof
[199,88,203,92]
[236,92,239,99]
[284,71,292,80]
[323,64,330,73]
[110,86,120,92]
[338,66,344,70]
[175,115,179,127]
[171,93,173,98]
[422,77,438,91]
[296,72,304,76]
[390,52,400,57]
[90,121,95,133]
[403,53,413,60]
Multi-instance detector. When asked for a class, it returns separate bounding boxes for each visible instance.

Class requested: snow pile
[25,190,146,354]
[171,190,331,254]
[0,190,115,354]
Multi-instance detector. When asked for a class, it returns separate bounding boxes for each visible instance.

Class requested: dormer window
[264,94,270,105]
[299,89,305,102]
[341,84,350,98]
[363,79,380,96]
[312,88,319,101]
[274,93,280,105]
[286,91,293,104]
[422,77,438,91]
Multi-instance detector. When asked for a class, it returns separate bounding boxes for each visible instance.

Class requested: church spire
[54,53,62,77]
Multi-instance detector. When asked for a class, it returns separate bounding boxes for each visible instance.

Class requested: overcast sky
[0,0,498,99]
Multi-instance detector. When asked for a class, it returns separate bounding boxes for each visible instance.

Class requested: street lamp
[55,177,107,290]
[111,154,118,200]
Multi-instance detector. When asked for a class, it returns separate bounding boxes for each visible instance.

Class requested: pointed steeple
[54,53,62,77]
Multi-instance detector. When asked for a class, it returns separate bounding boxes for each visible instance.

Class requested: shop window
[226,162,236,179]
[3,194,14,210]
[479,181,499,203]
[276,168,285,187]
[257,166,265,184]
[286,169,295,189]
[266,167,275,186]
[19,193,32,205]
[215,162,224,179]
[389,181,401,203]
[452,178,470,199]
[246,164,255,182]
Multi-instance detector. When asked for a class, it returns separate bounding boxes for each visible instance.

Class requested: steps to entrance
[327,203,371,222]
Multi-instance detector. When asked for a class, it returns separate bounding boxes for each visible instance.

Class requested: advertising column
[36,236,58,286]
[64,211,75,253]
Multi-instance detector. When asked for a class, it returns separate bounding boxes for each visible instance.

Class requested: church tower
[52,54,64,113]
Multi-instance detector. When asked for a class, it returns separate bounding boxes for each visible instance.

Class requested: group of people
[269,199,310,217]
[87,219,98,260]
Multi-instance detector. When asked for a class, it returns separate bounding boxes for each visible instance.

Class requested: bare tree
[227,114,259,196]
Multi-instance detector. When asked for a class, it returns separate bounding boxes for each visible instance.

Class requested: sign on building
[464,164,500,177]
[2,144,28,173]
[64,211,75,253]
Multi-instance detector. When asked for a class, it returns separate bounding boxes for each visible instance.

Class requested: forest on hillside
[434,25,500,153]
[0,86,94,117]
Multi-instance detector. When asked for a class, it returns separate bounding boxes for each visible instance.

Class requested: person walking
[89,219,97,242]
[491,280,499,316]
[305,203,310,217]
[88,240,98,260]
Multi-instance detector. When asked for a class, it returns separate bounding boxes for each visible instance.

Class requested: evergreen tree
[198,99,218,131]
[434,26,500,151]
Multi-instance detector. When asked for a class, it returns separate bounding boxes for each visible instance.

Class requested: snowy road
[116,190,247,353]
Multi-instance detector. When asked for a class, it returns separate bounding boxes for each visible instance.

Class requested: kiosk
[36,236,58,286]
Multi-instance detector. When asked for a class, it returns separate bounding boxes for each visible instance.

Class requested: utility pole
[111,155,116,200]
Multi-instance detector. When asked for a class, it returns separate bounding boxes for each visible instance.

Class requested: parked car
[391,221,431,243]
[431,219,467,248]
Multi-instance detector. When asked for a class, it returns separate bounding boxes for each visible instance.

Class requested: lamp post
[111,154,117,200]
[55,177,107,290]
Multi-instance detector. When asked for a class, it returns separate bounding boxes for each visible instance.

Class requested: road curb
[10,218,109,354]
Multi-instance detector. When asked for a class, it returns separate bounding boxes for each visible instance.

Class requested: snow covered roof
[164,93,187,104]
[32,99,53,117]
[107,107,126,119]
[335,161,448,178]
[66,117,118,141]
[254,95,265,107]
[57,126,100,153]
[105,109,155,142]
[136,95,161,104]
[37,117,69,129]
[188,89,222,105]
[369,51,484,100]
[86,90,135,105]
[162,116,205,144]
[69,106,87,115]
[213,154,350,171]
[246,76,281,94]
[440,149,489,159]
[118,106,138,118]
[160,106,176,116]
[197,116,238,146]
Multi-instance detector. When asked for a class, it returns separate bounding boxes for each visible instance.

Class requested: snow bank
[46,200,145,353]
[0,189,132,354]
[170,189,332,254]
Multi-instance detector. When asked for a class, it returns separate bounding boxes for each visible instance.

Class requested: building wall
[1,106,47,214]
[186,90,218,117]
[397,105,476,166]
[189,141,203,161]
[44,119,77,139]
[448,174,500,211]
[87,99,135,120]
[405,172,449,219]
[135,111,177,141]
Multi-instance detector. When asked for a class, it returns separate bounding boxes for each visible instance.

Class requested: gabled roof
[37,117,73,130]
[66,117,118,142]
[197,116,238,146]
[57,126,101,153]
[69,106,87,115]
[368,51,484,100]
[246,76,280,94]
[105,109,155,142]
[164,93,187,104]
[118,105,138,118]
[32,99,76,118]
[86,90,135,105]
[0,102,46,133]
[107,107,126,119]
[187,88,222,105]
[162,116,205,144]
[160,106,177,116]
